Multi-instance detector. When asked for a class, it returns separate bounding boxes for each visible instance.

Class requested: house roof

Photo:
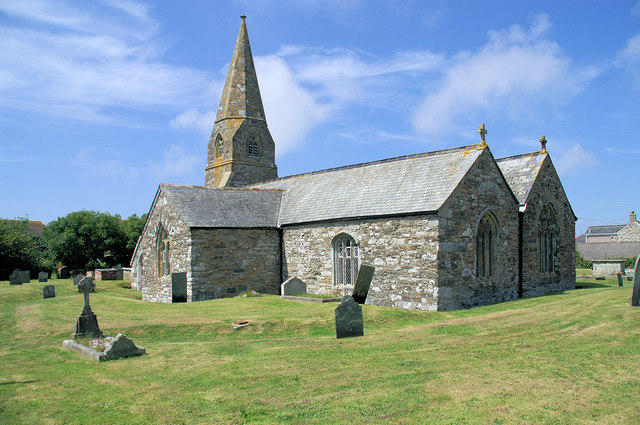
[159,184,282,228]
[585,224,626,236]
[250,145,485,225]
[496,151,546,204]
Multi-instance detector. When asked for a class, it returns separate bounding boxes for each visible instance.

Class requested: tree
[0,220,46,279]
[43,211,127,272]
[120,213,148,255]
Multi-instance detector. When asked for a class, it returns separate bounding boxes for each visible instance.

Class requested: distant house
[576,212,640,260]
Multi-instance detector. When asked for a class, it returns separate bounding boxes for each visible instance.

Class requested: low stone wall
[593,260,626,277]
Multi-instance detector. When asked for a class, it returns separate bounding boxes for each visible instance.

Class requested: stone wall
[520,158,576,297]
[593,260,626,276]
[612,222,640,242]
[436,149,520,310]
[282,215,440,310]
[137,190,191,303]
[189,228,281,301]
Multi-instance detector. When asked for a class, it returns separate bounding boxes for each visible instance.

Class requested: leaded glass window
[539,204,558,274]
[476,212,498,278]
[157,225,170,276]
[333,234,359,286]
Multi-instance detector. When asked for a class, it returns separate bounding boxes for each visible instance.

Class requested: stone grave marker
[38,271,48,282]
[630,256,640,307]
[43,285,55,299]
[334,296,364,339]
[103,334,145,360]
[18,270,30,283]
[617,273,624,287]
[171,272,187,302]
[9,270,22,285]
[281,277,307,296]
[352,264,375,304]
[58,266,69,279]
[72,277,103,340]
[73,274,84,285]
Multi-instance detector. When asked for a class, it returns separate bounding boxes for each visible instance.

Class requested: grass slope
[0,278,639,424]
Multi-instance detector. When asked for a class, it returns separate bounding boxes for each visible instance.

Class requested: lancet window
[157,225,170,276]
[476,212,498,278]
[539,204,558,274]
[215,134,224,158]
[333,234,359,286]
[247,134,260,157]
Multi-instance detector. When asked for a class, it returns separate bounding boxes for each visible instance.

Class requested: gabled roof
[585,225,626,236]
[496,151,547,204]
[159,184,282,228]
[250,145,485,225]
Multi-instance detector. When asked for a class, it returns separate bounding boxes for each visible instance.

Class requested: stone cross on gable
[540,135,548,152]
[478,124,488,146]
[78,277,95,313]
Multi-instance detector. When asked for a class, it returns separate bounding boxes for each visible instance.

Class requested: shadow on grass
[575,282,610,289]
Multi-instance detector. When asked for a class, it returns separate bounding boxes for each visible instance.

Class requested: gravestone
[43,285,55,299]
[9,270,22,285]
[334,296,364,339]
[352,264,375,304]
[58,266,69,279]
[617,273,624,287]
[171,272,187,303]
[38,271,48,282]
[103,334,146,360]
[72,277,103,339]
[73,274,84,285]
[18,270,30,283]
[281,277,307,296]
[630,256,640,307]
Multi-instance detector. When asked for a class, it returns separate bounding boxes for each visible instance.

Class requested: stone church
[131,16,576,310]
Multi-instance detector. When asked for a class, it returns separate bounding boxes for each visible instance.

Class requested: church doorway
[171,272,187,303]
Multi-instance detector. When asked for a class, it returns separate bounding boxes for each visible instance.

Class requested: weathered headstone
[352,264,375,304]
[18,270,30,283]
[171,272,187,302]
[617,273,624,287]
[73,274,84,285]
[58,266,69,279]
[9,270,22,285]
[43,285,55,299]
[72,277,103,339]
[281,277,307,296]
[38,271,48,282]
[630,256,640,307]
[334,296,364,339]
[103,334,145,360]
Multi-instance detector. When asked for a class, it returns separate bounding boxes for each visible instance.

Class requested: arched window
[476,212,498,278]
[215,134,223,158]
[539,204,558,274]
[157,225,170,276]
[247,133,259,157]
[333,234,359,286]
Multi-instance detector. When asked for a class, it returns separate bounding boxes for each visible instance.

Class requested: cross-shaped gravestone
[540,135,548,152]
[72,277,103,339]
[478,124,487,145]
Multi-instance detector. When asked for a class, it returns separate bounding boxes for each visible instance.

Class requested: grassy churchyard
[1,277,639,424]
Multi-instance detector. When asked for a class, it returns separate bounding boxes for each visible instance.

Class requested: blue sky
[1,0,639,235]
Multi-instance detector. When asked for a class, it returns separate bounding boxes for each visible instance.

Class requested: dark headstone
[18,270,30,283]
[73,274,84,285]
[352,264,375,304]
[43,285,55,299]
[58,266,69,279]
[630,256,640,307]
[38,271,48,282]
[171,272,187,303]
[617,273,624,287]
[334,296,364,339]
[103,334,145,360]
[281,277,307,295]
[9,270,22,285]
[72,277,103,339]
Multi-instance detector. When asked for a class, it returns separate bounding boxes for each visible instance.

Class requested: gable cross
[540,135,548,152]
[478,124,488,147]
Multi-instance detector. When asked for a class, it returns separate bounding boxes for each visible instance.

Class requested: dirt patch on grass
[15,304,42,334]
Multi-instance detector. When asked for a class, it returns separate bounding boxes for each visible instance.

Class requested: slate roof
[250,145,484,225]
[159,184,282,228]
[585,225,626,236]
[496,152,547,204]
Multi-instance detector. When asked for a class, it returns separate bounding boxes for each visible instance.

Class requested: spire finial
[241,9,246,19]
[540,135,548,153]
[477,124,488,148]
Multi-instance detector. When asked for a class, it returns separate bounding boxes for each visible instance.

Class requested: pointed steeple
[205,16,278,189]
[216,15,266,122]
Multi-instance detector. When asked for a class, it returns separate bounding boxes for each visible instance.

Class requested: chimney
[631,211,637,223]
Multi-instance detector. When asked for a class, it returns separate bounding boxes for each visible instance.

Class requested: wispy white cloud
[632,1,640,19]
[412,15,599,137]
[170,109,216,136]
[554,143,597,176]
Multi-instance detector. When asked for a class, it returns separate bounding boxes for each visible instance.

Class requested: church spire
[205,16,278,189]
[215,14,266,123]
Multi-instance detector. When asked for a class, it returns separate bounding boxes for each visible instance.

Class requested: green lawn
[1,277,639,424]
